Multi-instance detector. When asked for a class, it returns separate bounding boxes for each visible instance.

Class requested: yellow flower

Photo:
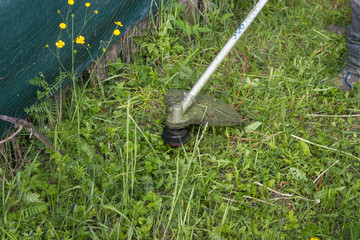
[55,40,65,48]
[68,0,74,5]
[113,29,120,36]
[87,44,90,47]
[114,21,123,27]
[85,2,90,7]
[75,36,85,44]
[103,49,106,53]
[57,10,61,14]
[310,238,320,240]
[59,23,66,29]
[45,44,49,48]
[94,10,98,14]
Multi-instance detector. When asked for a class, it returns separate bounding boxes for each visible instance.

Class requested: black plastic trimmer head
[161,126,191,147]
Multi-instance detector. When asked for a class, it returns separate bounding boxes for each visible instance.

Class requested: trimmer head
[164,89,243,129]
[161,126,191,147]
[162,90,243,147]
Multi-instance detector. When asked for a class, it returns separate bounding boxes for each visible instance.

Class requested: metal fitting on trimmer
[166,104,186,128]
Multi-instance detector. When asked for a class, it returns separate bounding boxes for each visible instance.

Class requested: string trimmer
[161,0,268,146]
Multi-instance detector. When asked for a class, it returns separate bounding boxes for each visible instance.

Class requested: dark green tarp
[0,0,164,137]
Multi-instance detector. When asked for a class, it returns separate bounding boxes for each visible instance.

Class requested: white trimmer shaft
[181,0,268,112]
[166,0,268,128]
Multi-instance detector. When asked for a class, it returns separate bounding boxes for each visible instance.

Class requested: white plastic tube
[180,0,268,112]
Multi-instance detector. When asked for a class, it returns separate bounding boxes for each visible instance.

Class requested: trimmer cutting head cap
[161,126,191,147]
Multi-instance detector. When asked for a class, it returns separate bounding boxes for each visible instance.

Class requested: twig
[240,57,247,89]
[271,197,295,201]
[38,219,47,228]
[245,130,267,136]
[307,114,360,118]
[317,176,324,191]
[0,148,6,160]
[0,126,23,144]
[313,160,339,184]
[250,131,283,148]
[0,115,64,155]
[235,76,253,110]
[291,134,360,161]
[11,138,23,167]
[262,142,271,151]
[235,50,250,59]
[264,131,283,140]
[229,136,261,141]
[254,181,320,203]
[254,182,292,197]
[294,196,320,203]
[243,195,275,206]
[235,131,283,149]
[222,197,239,203]
[231,57,247,108]
[271,196,319,203]
[250,141,262,148]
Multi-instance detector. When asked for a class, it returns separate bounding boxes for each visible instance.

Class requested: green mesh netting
[0,0,165,137]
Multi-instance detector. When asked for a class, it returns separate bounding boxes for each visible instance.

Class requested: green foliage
[285,209,300,230]
[1,0,359,239]
[29,71,68,100]
[21,192,49,219]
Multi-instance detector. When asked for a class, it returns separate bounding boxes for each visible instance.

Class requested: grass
[1,0,360,239]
